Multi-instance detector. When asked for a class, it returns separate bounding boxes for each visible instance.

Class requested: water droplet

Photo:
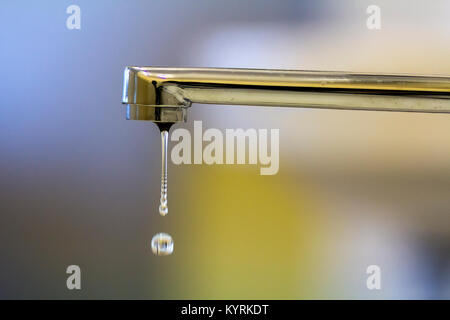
[159,130,169,216]
[151,233,174,256]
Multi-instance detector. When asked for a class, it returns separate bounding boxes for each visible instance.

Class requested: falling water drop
[151,233,174,255]
[159,129,169,216]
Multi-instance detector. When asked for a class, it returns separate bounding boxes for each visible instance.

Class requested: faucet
[122,67,450,126]
[122,67,450,221]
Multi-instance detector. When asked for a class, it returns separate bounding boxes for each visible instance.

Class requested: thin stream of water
[152,127,174,255]
[159,130,169,216]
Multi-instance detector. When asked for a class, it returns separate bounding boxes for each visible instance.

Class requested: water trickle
[151,233,174,256]
[153,123,174,255]
[159,130,169,216]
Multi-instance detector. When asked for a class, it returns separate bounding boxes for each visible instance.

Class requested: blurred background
[1,0,449,299]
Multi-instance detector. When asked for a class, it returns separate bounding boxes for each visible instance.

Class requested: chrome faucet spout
[122,67,450,124]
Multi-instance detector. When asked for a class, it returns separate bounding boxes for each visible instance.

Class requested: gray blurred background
[0,0,449,299]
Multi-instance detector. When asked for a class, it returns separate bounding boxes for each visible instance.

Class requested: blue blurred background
[0,0,449,299]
